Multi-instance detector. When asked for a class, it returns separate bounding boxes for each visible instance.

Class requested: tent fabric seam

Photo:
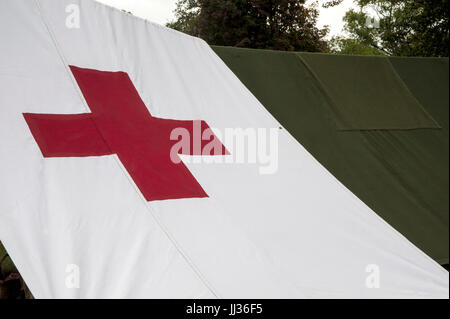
[385,57,442,129]
[294,53,347,130]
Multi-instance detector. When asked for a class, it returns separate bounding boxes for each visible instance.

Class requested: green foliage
[0,241,33,299]
[335,0,449,57]
[322,0,343,8]
[166,0,199,34]
[0,241,16,277]
[167,0,329,52]
[329,37,386,56]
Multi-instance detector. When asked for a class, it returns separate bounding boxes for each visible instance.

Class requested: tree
[166,0,199,34]
[167,0,329,52]
[333,0,449,57]
[0,241,33,299]
[329,37,386,55]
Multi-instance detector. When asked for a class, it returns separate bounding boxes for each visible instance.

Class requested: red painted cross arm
[23,113,112,157]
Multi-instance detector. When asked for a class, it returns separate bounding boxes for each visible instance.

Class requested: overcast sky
[95,0,357,38]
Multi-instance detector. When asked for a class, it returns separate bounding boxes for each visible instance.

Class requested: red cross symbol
[23,66,228,201]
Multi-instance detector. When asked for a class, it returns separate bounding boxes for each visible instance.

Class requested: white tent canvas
[0,0,448,298]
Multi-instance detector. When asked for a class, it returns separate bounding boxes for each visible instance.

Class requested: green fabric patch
[389,57,449,130]
[298,52,440,130]
[213,46,449,265]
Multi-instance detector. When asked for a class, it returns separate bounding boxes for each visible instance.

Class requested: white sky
[95,0,357,38]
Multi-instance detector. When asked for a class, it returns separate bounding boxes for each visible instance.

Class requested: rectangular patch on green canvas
[298,53,441,130]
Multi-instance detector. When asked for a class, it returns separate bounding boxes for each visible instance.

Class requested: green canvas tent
[213,46,449,266]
